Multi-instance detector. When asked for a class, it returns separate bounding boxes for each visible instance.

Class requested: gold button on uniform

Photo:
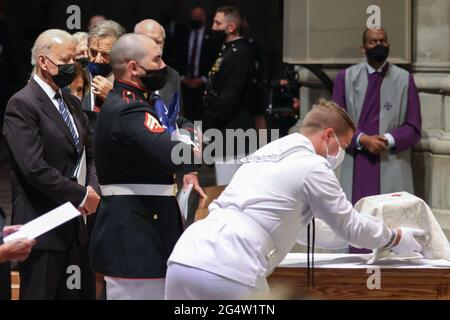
[153,213,158,220]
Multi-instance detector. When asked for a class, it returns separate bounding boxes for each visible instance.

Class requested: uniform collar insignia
[115,80,151,101]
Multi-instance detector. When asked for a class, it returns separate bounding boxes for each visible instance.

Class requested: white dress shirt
[168,133,392,289]
[33,74,87,208]
[33,74,80,140]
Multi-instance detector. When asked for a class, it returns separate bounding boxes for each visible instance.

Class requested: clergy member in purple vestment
[332,28,422,253]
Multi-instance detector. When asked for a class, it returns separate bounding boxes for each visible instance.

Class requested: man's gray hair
[72,31,88,45]
[88,19,126,44]
[31,29,74,66]
[110,33,158,78]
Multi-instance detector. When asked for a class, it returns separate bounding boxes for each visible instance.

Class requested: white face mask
[326,132,345,170]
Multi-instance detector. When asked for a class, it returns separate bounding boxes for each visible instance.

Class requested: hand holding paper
[4,202,81,243]
[183,173,207,198]
[0,238,35,263]
[3,225,22,237]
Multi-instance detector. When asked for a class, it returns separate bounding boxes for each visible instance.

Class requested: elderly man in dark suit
[135,19,206,201]
[3,29,100,300]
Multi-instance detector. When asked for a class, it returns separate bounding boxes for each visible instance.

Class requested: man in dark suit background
[3,29,100,300]
[171,7,220,121]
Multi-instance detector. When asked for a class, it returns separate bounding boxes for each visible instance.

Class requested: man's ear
[228,22,237,34]
[38,55,47,72]
[324,128,334,140]
[129,61,138,77]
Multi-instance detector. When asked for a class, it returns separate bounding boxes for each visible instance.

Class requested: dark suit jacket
[172,26,220,78]
[3,79,98,251]
[159,66,194,131]
[159,66,182,111]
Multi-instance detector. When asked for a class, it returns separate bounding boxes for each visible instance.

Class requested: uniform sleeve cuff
[384,133,396,149]
[356,132,365,150]
[78,189,89,208]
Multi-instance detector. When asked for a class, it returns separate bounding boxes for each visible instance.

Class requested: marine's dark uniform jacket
[89,80,196,278]
[203,38,256,132]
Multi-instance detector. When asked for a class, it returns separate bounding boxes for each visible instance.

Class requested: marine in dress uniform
[89,79,197,299]
[203,38,256,133]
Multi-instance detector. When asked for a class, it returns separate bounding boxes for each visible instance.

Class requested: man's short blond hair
[300,99,356,136]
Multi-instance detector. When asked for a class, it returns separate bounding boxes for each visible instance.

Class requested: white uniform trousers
[165,263,266,300]
[105,276,165,300]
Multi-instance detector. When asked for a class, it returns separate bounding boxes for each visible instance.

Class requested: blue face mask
[88,62,112,77]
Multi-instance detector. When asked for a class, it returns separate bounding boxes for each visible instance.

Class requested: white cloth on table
[280,253,450,269]
[354,192,450,263]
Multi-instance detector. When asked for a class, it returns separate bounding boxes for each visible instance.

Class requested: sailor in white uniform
[165,99,425,300]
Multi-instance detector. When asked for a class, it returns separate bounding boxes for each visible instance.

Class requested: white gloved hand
[390,228,425,256]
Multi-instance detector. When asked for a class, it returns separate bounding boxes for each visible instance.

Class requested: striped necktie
[54,92,80,151]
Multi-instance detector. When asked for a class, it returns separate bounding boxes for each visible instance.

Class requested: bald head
[134,19,165,50]
[110,33,164,80]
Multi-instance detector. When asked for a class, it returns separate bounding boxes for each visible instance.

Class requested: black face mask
[211,29,227,44]
[365,44,389,63]
[46,57,76,88]
[139,66,169,92]
[76,57,89,68]
[190,19,204,29]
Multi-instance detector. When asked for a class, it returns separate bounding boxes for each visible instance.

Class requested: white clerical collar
[366,61,387,74]
[33,74,61,100]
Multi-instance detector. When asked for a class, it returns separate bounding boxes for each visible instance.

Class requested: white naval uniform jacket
[168,133,392,290]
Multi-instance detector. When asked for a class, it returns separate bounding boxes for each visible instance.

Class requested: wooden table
[268,253,450,300]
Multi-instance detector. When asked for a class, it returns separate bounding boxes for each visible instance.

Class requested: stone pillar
[412,0,450,238]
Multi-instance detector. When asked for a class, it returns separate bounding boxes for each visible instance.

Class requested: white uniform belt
[100,184,176,197]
